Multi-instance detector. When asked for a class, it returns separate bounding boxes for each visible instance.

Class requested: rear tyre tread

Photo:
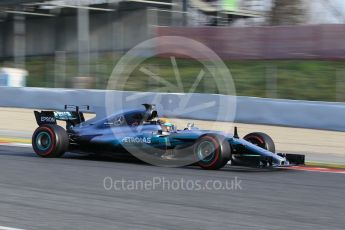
[32,125,69,158]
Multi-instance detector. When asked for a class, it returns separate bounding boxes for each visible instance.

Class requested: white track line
[0,226,26,230]
[0,143,31,148]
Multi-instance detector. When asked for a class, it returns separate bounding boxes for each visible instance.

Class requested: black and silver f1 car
[32,104,305,170]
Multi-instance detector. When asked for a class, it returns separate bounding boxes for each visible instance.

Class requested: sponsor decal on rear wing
[34,105,90,127]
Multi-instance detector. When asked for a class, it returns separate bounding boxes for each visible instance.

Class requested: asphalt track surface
[0,146,344,230]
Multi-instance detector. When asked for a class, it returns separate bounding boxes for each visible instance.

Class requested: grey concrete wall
[0,21,3,58]
[0,9,153,58]
[1,20,14,58]
[26,17,57,56]
[118,10,149,51]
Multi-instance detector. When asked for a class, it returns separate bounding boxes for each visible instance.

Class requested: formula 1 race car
[32,104,305,170]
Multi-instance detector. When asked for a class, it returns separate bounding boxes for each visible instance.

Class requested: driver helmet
[164,122,174,129]
[161,121,174,133]
[159,117,170,124]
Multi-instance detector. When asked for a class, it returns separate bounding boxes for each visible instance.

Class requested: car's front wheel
[243,132,275,153]
[194,134,231,170]
[32,125,69,158]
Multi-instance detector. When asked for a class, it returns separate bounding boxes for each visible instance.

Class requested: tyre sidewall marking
[34,126,56,156]
[196,136,220,168]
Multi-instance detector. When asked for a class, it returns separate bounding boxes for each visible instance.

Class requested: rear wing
[34,105,90,129]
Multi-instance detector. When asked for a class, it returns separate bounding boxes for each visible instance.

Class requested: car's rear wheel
[32,125,69,158]
[243,132,275,153]
[194,134,231,170]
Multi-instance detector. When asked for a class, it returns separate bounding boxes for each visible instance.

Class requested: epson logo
[41,117,55,123]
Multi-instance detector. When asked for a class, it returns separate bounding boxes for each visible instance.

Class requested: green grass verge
[1,55,345,102]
